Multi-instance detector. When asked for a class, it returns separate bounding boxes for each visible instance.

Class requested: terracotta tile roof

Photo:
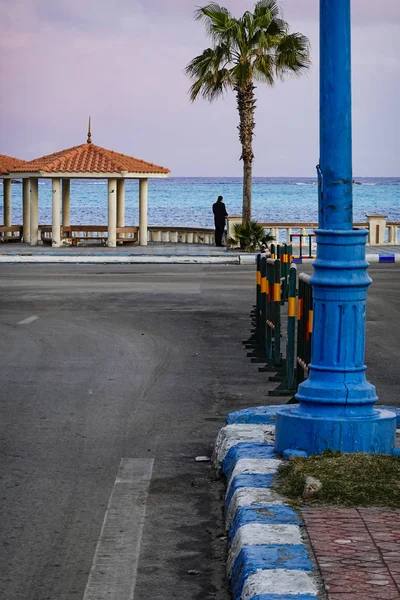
[9,144,170,176]
[0,153,26,175]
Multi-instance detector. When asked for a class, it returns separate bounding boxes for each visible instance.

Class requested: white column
[22,179,30,243]
[139,178,148,246]
[117,179,125,228]
[62,179,70,228]
[366,214,388,245]
[52,178,61,247]
[117,179,125,242]
[108,178,117,247]
[30,178,39,246]
[3,179,11,236]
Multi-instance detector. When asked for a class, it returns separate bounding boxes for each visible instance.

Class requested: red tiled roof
[9,144,170,176]
[0,153,26,175]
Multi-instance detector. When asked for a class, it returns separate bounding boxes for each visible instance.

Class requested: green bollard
[244,253,261,345]
[258,258,276,373]
[260,256,268,358]
[269,263,298,397]
[273,259,282,367]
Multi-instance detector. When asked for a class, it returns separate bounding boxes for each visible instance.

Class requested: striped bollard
[260,256,268,358]
[270,243,275,260]
[248,256,268,361]
[269,263,297,397]
[258,258,277,372]
[296,274,312,387]
[273,259,282,367]
[254,253,262,334]
[244,254,261,346]
[288,242,293,264]
[281,243,289,302]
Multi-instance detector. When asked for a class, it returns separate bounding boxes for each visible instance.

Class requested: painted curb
[216,406,400,599]
[239,253,399,265]
[0,255,239,264]
[212,424,275,475]
[366,253,398,263]
[216,431,320,600]
[2,252,397,265]
[239,254,314,265]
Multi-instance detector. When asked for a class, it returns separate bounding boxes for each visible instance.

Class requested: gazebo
[1,154,29,241]
[7,128,170,247]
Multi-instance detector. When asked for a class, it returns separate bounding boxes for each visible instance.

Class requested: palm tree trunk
[242,159,252,224]
[236,81,256,224]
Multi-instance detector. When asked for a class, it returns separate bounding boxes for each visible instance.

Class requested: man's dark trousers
[215,225,224,246]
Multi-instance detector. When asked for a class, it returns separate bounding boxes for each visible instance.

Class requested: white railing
[148,226,215,244]
[1,220,399,246]
[227,216,400,246]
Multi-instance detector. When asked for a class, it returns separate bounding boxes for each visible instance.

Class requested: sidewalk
[303,507,400,600]
[0,242,230,255]
[0,242,399,264]
[0,242,241,263]
[214,405,400,600]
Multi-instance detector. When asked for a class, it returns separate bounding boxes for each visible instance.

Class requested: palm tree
[185,1,310,223]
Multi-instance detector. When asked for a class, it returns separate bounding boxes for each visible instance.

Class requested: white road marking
[18,315,39,325]
[83,458,154,600]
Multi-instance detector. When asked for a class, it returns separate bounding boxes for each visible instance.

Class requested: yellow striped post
[273,259,282,366]
[269,262,297,396]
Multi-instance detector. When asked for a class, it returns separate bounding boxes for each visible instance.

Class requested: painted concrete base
[275,405,397,456]
[215,404,400,599]
[226,403,400,428]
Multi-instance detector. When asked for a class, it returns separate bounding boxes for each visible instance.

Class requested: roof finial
[87,116,92,144]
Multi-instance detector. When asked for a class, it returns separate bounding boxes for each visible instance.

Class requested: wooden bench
[41,225,139,245]
[0,226,23,242]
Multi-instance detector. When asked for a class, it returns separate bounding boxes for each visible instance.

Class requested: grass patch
[275,451,400,508]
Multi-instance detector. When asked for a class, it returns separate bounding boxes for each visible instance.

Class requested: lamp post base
[274,405,396,456]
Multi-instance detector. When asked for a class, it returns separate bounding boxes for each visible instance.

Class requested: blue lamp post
[274,0,396,455]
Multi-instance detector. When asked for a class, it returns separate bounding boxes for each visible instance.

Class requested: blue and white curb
[215,419,320,600]
[213,424,275,475]
[239,252,399,265]
[215,403,400,600]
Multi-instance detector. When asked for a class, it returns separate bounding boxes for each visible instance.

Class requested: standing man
[212,195,228,247]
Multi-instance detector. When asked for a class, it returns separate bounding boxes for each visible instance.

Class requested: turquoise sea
[1,177,399,227]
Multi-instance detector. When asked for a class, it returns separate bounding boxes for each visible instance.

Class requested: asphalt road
[0,263,399,600]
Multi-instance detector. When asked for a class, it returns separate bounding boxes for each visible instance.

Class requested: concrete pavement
[0,264,274,600]
[0,263,399,600]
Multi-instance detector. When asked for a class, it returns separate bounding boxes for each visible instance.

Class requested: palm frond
[185,44,233,101]
[194,3,236,44]
[229,220,273,251]
[275,32,311,78]
[253,53,275,85]
[253,0,282,20]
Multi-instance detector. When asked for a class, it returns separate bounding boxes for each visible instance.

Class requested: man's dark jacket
[213,201,228,227]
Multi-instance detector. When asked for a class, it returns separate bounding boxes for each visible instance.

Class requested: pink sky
[0,0,399,176]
